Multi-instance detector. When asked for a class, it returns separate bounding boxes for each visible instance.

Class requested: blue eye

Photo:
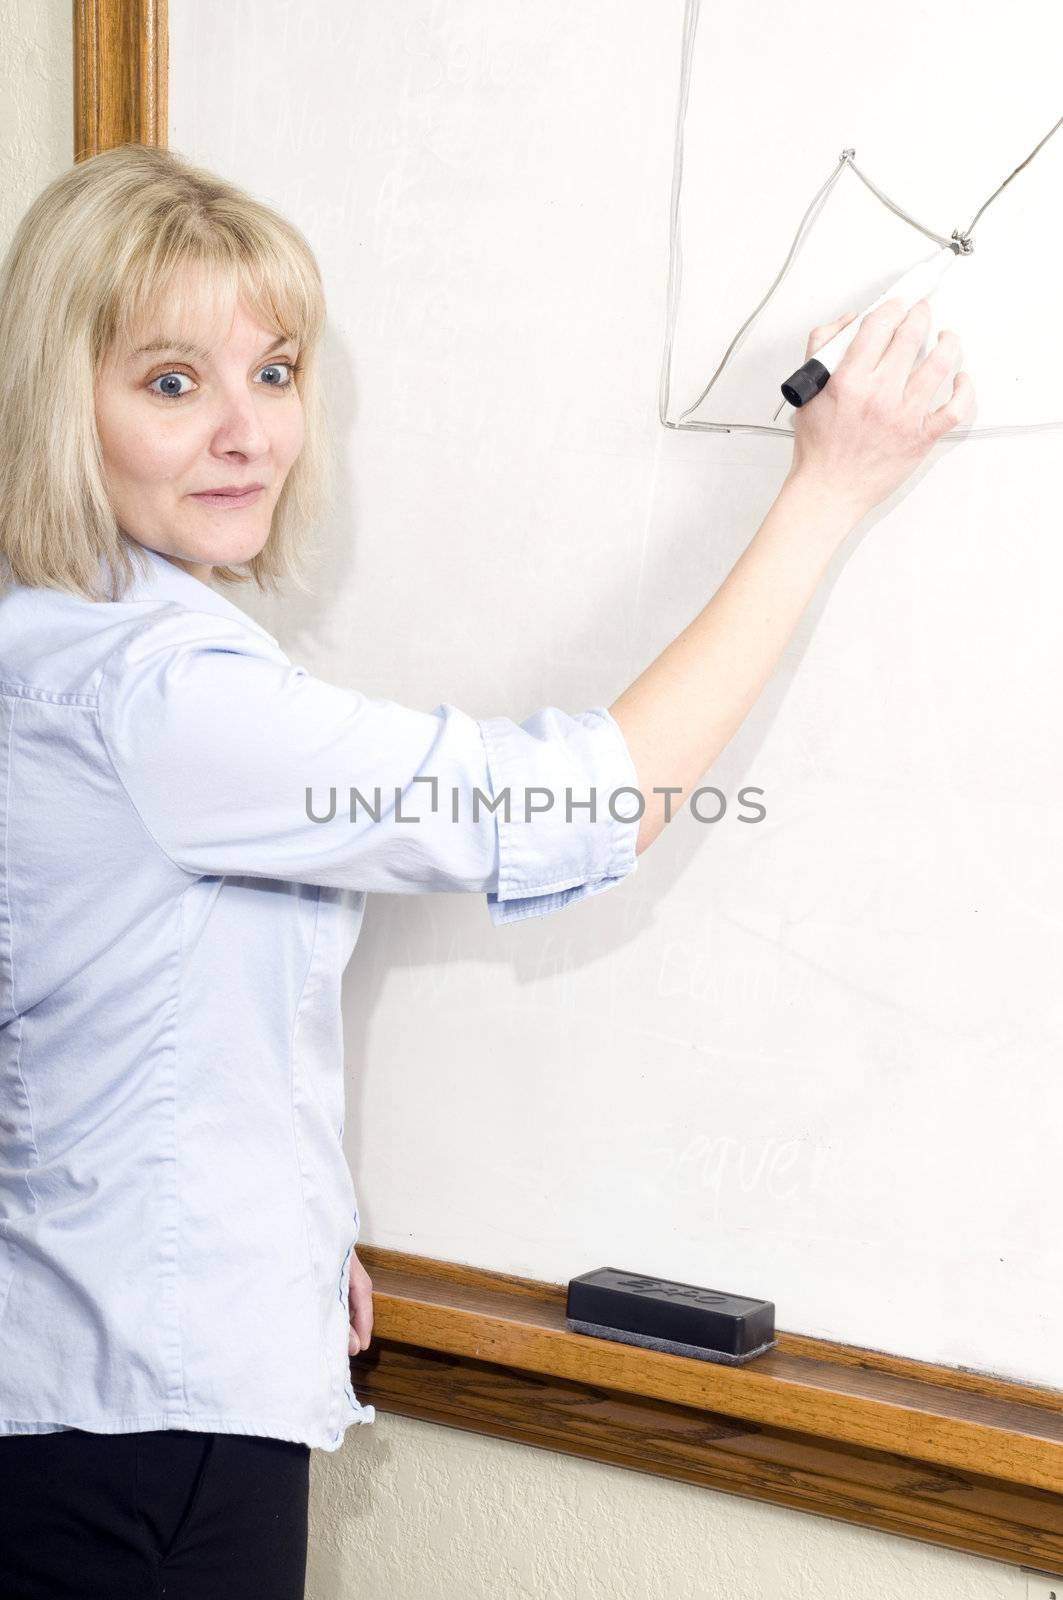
[257,362,295,388]
[150,371,194,400]
[147,361,298,402]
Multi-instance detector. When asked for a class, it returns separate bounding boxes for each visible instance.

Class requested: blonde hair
[0,142,332,600]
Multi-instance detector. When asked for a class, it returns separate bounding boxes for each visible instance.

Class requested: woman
[0,144,971,1597]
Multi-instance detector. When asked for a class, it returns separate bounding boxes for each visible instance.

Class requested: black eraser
[565,1267,776,1365]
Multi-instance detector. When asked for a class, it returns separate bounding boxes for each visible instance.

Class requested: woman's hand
[347,1248,374,1356]
[784,297,976,519]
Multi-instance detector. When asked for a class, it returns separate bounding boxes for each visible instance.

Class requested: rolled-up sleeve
[479,706,640,925]
[97,608,640,924]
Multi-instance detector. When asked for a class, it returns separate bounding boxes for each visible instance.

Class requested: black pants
[0,1427,310,1599]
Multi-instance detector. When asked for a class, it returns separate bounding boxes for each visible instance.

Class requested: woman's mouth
[188,485,264,509]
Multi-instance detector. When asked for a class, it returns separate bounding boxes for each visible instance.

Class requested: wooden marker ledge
[350,1247,1063,1571]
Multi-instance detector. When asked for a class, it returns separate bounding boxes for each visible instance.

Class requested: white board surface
[170,1,1063,1391]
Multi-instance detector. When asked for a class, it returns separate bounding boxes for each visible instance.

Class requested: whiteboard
[170,0,1063,1392]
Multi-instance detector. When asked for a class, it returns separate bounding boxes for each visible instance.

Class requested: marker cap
[781,357,831,409]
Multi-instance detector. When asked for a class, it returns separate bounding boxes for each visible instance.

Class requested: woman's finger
[922,369,976,443]
[903,328,962,414]
[837,296,912,378]
[805,309,859,361]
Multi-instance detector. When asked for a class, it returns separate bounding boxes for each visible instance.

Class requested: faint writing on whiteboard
[642,1130,832,1219]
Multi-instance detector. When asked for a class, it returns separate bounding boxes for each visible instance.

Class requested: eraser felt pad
[565,1317,777,1364]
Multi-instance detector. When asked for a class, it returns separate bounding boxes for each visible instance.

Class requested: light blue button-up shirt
[0,544,640,1450]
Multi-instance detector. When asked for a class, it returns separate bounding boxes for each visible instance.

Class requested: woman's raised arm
[610,297,975,856]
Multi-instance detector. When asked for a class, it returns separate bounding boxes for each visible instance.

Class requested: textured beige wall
[307,1412,1030,1600]
[0,11,1042,1600]
[0,0,72,252]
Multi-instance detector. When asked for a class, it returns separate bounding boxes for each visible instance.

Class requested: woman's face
[94,281,305,583]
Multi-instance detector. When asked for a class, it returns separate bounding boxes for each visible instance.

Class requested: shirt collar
[103,543,281,649]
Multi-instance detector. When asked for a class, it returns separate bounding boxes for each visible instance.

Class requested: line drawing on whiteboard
[658,0,1063,440]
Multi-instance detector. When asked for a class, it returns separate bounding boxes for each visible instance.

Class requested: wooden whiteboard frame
[71,2,1063,1571]
[73,0,167,159]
